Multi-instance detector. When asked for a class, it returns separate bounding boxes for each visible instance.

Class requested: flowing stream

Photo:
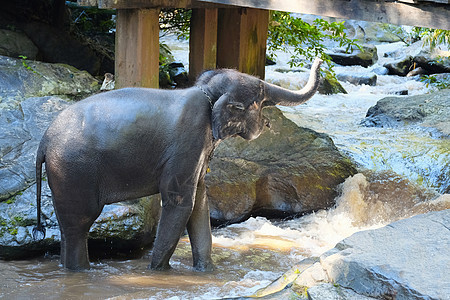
[1,39,448,299]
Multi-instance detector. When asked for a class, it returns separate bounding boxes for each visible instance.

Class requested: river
[1,38,448,299]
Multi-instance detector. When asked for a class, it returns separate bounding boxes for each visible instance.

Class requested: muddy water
[1,171,446,299]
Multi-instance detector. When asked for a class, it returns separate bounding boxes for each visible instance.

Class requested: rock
[168,61,189,88]
[327,45,378,68]
[268,68,347,95]
[0,55,100,109]
[206,107,357,225]
[361,90,450,193]
[319,74,348,95]
[406,67,426,77]
[384,45,450,77]
[362,89,450,137]
[0,97,69,201]
[0,181,161,260]
[344,20,402,43]
[319,209,450,299]
[270,209,450,300]
[22,22,102,75]
[336,73,377,86]
[384,55,413,76]
[413,49,450,74]
[307,283,374,300]
[372,66,389,75]
[0,29,39,60]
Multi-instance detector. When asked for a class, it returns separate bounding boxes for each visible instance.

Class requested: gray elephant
[34,58,323,271]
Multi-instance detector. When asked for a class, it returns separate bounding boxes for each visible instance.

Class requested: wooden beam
[198,0,450,30]
[189,8,218,81]
[115,8,160,88]
[217,8,269,78]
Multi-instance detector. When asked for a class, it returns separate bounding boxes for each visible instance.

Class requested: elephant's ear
[211,93,229,140]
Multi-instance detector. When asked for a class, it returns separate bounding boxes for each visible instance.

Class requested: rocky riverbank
[254,206,450,300]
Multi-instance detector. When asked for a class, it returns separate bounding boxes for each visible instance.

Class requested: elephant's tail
[33,142,46,240]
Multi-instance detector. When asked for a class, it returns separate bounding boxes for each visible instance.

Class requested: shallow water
[1,172,446,299]
[1,37,449,299]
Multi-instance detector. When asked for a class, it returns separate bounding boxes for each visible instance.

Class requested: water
[1,39,449,299]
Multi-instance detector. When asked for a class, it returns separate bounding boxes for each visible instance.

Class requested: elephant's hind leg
[52,193,103,271]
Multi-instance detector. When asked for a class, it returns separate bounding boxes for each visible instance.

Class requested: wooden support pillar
[217,7,269,79]
[189,8,218,81]
[115,8,160,88]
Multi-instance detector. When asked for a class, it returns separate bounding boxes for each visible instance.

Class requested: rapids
[1,38,448,299]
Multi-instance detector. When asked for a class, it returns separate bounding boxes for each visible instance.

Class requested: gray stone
[307,283,375,300]
[0,55,100,109]
[327,45,378,68]
[320,209,450,300]
[413,50,450,74]
[384,55,413,76]
[344,20,402,43]
[269,209,450,300]
[337,73,377,86]
[0,29,39,60]
[362,89,450,137]
[0,97,70,200]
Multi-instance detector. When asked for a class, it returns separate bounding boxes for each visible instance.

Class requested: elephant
[33,58,323,271]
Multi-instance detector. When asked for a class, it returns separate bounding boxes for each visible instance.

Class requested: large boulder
[383,55,413,76]
[384,43,450,76]
[413,49,450,74]
[0,29,39,60]
[361,90,450,193]
[307,208,450,299]
[344,20,402,43]
[0,55,100,109]
[362,89,450,137]
[256,207,450,299]
[206,107,357,225]
[327,45,378,68]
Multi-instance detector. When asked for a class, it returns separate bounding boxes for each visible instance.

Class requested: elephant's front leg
[150,174,197,270]
[187,177,214,271]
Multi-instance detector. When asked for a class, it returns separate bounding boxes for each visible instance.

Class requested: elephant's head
[196,58,323,141]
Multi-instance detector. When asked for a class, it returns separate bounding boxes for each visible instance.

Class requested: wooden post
[115,8,160,88]
[189,8,218,81]
[217,7,269,79]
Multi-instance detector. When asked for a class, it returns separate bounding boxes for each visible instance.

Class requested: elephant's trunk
[264,58,323,106]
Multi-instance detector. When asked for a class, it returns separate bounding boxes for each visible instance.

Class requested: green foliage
[18,55,37,73]
[71,7,116,34]
[420,74,450,90]
[420,29,450,50]
[267,12,360,70]
[159,9,191,40]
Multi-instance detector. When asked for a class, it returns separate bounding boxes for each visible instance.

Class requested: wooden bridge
[78,0,450,88]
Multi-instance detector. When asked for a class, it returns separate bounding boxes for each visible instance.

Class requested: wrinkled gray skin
[34,58,323,271]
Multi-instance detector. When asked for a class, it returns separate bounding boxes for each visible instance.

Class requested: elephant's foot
[148,259,172,271]
[193,259,214,272]
[60,232,90,271]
